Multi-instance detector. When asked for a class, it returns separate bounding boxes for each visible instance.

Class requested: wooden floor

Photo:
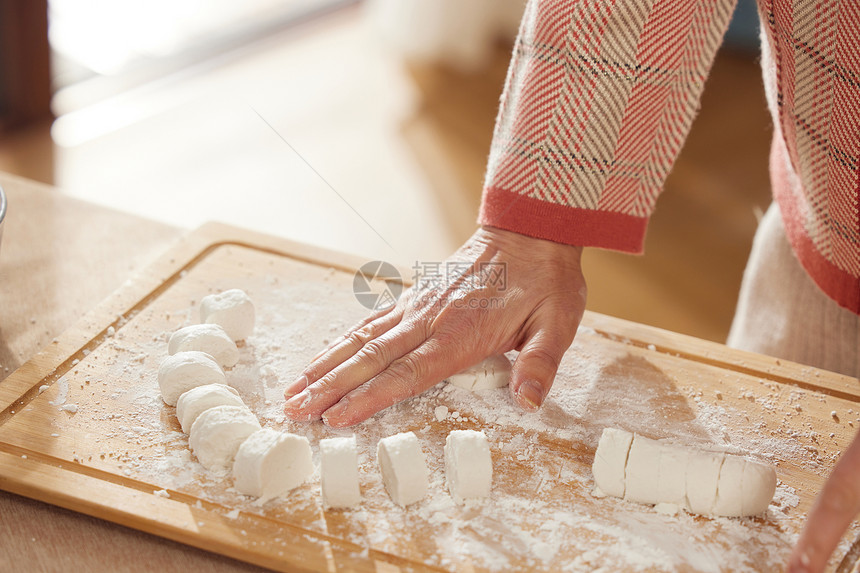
[0,6,772,343]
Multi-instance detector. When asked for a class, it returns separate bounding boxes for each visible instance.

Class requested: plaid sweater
[479,0,860,315]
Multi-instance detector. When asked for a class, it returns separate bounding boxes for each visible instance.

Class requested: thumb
[510,327,568,412]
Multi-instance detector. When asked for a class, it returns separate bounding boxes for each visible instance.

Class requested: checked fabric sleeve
[480,0,860,314]
[479,0,738,253]
[760,1,860,314]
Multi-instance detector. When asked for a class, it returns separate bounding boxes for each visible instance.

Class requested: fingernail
[284,388,311,412]
[284,375,307,399]
[322,400,348,426]
[517,380,544,411]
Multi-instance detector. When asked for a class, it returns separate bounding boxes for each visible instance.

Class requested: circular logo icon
[353,261,403,311]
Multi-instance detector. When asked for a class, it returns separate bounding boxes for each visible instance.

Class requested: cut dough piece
[189,405,261,473]
[685,451,724,515]
[444,430,492,502]
[741,459,778,516]
[591,427,633,498]
[593,427,777,517]
[157,351,226,406]
[657,442,690,508]
[320,436,361,509]
[712,455,746,517]
[377,432,428,507]
[175,383,245,433]
[233,428,314,502]
[447,355,512,390]
[200,289,255,341]
[168,324,240,368]
[623,434,662,505]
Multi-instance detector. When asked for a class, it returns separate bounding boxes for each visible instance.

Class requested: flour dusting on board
[29,245,859,572]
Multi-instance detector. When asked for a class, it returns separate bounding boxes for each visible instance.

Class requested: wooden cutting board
[0,222,858,572]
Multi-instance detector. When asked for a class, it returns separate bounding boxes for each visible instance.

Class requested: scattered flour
[36,251,846,572]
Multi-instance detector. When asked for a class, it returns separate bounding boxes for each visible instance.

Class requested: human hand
[788,429,860,572]
[283,226,587,427]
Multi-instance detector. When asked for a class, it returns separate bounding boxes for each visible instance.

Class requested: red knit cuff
[772,152,860,314]
[478,186,648,253]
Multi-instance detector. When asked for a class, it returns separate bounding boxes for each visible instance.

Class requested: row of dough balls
[177,383,317,503]
[156,288,303,502]
[157,289,495,507]
[166,380,493,508]
[158,288,256,404]
[361,354,507,506]
[155,289,330,502]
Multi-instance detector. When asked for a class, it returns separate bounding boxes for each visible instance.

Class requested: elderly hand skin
[283,225,587,427]
[283,224,859,571]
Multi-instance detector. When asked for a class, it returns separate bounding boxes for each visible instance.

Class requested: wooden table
[0,172,857,572]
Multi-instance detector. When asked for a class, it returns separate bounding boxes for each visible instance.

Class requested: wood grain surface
[0,222,857,572]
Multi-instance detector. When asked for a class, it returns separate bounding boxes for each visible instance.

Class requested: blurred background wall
[0,0,770,343]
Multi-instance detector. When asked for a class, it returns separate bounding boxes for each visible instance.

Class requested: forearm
[480,0,738,252]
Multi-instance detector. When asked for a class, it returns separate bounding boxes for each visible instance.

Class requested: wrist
[478,224,584,262]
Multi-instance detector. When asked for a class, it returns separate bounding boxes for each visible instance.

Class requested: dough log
[592,427,777,517]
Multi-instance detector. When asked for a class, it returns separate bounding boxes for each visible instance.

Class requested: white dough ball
[189,405,261,473]
[233,429,314,502]
[377,432,428,507]
[168,324,239,368]
[157,351,226,406]
[320,436,361,509]
[447,354,512,390]
[444,430,492,502]
[200,289,255,341]
[175,383,245,433]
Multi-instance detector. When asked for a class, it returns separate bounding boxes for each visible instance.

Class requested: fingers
[788,432,860,573]
[309,306,392,363]
[283,319,428,421]
[321,337,458,428]
[509,325,572,412]
[283,309,402,399]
